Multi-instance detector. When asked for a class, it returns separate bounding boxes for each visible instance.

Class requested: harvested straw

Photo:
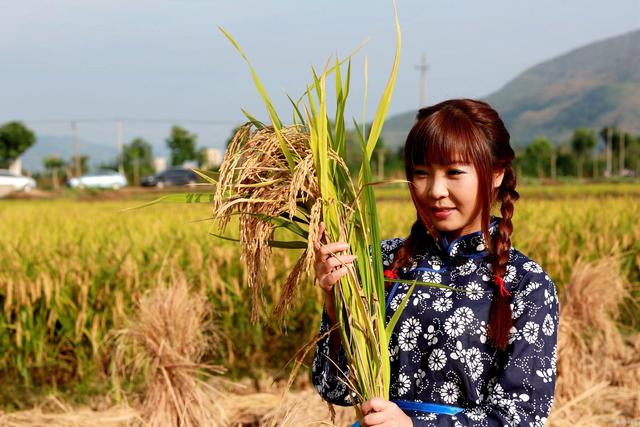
[0,396,138,427]
[548,256,640,426]
[113,275,227,427]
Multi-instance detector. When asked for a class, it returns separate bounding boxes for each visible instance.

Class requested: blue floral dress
[312,222,559,426]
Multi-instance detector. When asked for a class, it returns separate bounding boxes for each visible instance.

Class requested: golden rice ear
[273,250,309,318]
[287,153,318,218]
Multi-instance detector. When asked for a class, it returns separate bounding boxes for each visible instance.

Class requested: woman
[312,99,559,426]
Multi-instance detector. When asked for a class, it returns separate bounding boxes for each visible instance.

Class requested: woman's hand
[313,222,355,294]
[361,398,413,427]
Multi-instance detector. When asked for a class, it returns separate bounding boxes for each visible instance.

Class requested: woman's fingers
[324,254,356,270]
[361,398,391,415]
[315,253,355,281]
[313,222,354,292]
[317,242,349,260]
[362,411,386,426]
[318,266,350,291]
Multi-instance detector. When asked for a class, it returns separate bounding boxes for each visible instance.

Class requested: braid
[488,166,519,350]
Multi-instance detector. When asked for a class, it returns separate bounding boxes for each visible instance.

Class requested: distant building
[153,157,167,173]
[201,148,222,169]
[182,160,198,170]
[9,157,22,175]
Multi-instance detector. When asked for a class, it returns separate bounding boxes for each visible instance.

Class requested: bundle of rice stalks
[549,256,640,426]
[212,4,417,414]
[113,276,227,427]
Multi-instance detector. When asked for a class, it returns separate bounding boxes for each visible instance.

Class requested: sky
[1,0,639,168]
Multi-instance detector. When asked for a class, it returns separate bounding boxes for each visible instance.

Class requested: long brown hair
[390,99,519,351]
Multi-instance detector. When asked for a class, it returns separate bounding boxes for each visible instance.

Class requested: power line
[15,117,239,125]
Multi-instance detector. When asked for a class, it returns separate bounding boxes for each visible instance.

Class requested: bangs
[404,108,489,172]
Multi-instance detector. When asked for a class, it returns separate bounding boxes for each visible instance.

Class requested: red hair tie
[384,269,398,279]
[494,275,512,298]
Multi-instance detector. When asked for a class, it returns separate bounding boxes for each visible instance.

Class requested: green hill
[381,29,640,148]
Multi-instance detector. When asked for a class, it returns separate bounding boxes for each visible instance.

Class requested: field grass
[0,183,639,405]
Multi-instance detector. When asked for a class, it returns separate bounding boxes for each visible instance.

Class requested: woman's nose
[428,176,448,199]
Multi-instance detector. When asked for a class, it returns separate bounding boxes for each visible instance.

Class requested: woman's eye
[414,170,429,176]
[447,169,464,175]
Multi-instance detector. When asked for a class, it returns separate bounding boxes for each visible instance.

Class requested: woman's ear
[493,169,505,189]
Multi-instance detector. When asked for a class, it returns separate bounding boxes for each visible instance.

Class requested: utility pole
[606,127,612,177]
[117,120,124,174]
[592,143,598,179]
[415,54,429,108]
[619,129,625,176]
[72,121,80,177]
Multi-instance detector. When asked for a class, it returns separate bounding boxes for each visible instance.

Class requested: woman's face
[411,162,486,240]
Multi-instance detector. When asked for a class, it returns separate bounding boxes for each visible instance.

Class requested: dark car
[141,168,199,188]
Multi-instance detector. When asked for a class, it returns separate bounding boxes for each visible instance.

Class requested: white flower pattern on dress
[524,261,543,273]
[433,297,452,312]
[542,314,554,336]
[439,381,460,404]
[453,306,474,325]
[444,315,466,337]
[465,281,483,300]
[523,321,540,344]
[396,373,411,396]
[428,348,446,370]
[389,293,406,311]
[398,331,417,351]
[457,259,477,276]
[400,317,422,338]
[312,231,559,427]
[421,271,442,283]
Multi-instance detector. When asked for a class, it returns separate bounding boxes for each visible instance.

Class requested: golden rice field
[0,184,639,417]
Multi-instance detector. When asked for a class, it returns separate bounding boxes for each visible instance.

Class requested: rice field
[0,184,639,417]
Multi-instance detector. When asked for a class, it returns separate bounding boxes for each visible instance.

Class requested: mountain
[381,29,640,148]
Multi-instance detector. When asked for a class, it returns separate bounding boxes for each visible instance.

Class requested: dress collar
[431,217,500,261]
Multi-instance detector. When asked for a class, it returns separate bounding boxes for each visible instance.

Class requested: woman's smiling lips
[431,206,455,220]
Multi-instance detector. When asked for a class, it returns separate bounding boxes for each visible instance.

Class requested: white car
[67,170,128,190]
[0,170,37,192]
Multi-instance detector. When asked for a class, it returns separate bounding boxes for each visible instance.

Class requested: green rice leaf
[191,168,218,185]
[122,193,213,211]
[286,94,306,127]
[385,282,417,338]
[220,27,295,171]
[209,232,307,249]
[241,109,265,128]
[365,3,401,161]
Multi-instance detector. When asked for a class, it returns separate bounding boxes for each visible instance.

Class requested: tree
[166,126,197,166]
[525,137,553,179]
[0,121,36,168]
[69,155,89,175]
[627,134,640,176]
[43,155,66,190]
[123,138,154,185]
[571,128,596,179]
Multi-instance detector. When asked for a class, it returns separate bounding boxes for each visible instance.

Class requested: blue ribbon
[350,401,463,426]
